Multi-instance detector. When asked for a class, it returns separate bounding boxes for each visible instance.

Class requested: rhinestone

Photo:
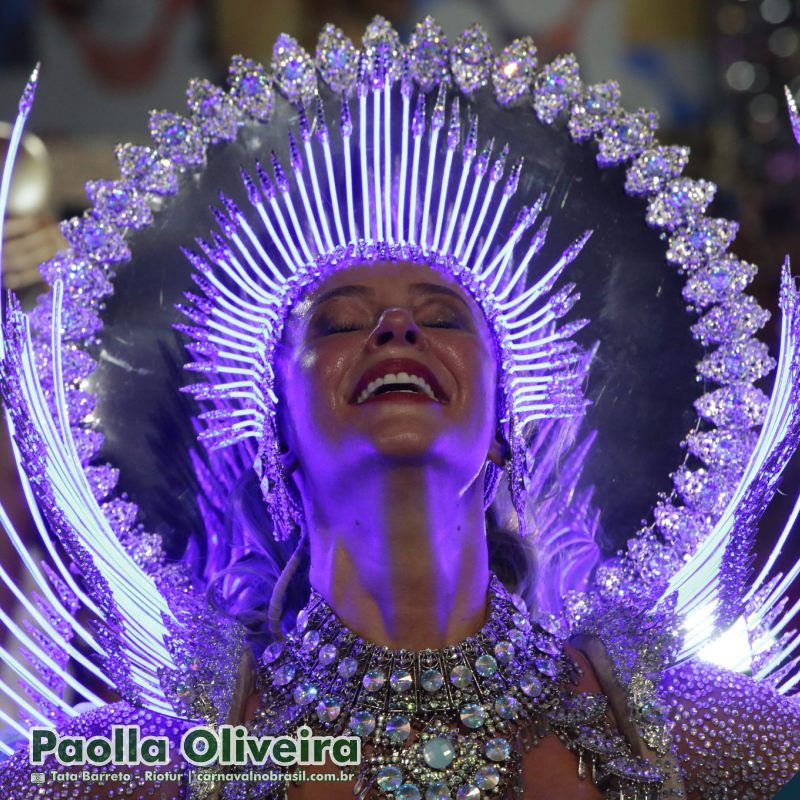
[293,682,318,706]
[148,111,205,168]
[507,628,526,648]
[421,669,444,692]
[296,609,309,631]
[456,787,480,800]
[449,665,473,689]
[348,710,376,736]
[385,715,411,743]
[494,641,515,663]
[397,785,422,800]
[450,24,492,94]
[319,643,338,665]
[408,16,449,91]
[228,55,273,121]
[520,671,543,697]
[316,24,358,94]
[492,37,537,107]
[362,16,403,83]
[338,656,359,678]
[533,54,582,124]
[535,657,558,678]
[474,765,500,790]
[425,780,451,800]
[390,669,414,693]
[316,695,341,722]
[459,703,487,729]
[272,664,296,686]
[302,630,321,652]
[85,180,151,229]
[485,737,511,762]
[495,694,521,720]
[186,78,238,143]
[511,612,531,630]
[262,641,284,664]
[272,34,317,103]
[115,143,177,195]
[376,765,403,792]
[60,213,130,264]
[363,668,386,692]
[423,736,456,770]
[474,654,497,677]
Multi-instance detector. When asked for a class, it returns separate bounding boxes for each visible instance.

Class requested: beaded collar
[200,576,666,800]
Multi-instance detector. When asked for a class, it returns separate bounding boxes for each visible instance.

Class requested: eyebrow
[310,282,471,311]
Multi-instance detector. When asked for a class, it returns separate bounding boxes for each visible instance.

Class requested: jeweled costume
[0,17,799,800]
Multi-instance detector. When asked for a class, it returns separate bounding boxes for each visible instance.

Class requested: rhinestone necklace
[237,576,664,800]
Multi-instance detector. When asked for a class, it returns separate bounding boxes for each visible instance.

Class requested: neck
[303,463,490,650]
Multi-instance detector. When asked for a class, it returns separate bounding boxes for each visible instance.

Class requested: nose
[367,307,421,348]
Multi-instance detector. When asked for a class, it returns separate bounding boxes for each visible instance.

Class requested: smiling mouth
[356,372,440,404]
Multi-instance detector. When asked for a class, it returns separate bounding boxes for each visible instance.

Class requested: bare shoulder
[0,701,190,799]
[661,659,800,799]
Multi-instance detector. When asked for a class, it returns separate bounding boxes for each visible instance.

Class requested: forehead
[291,260,480,317]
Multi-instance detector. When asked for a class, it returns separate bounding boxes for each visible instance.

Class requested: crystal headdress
[0,16,799,752]
[176,23,594,540]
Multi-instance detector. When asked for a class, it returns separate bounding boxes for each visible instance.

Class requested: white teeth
[355,372,438,404]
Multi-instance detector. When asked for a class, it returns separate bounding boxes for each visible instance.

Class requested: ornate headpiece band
[177,22,595,539]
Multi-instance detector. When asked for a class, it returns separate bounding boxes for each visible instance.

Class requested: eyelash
[318,316,462,335]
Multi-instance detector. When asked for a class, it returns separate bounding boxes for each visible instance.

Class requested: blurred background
[0,0,799,682]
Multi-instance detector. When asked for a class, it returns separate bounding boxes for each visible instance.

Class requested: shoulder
[661,659,800,799]
[0,701,192,799]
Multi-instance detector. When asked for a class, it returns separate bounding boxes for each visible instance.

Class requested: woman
[0,16,799,800]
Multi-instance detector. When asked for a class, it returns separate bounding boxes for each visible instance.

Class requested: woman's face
[276,261,504,496]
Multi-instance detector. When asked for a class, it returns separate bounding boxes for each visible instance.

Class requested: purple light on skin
[359,92,371,240]
[302,136,335,251]
[383,79,393,242]
[0,67,39,360]
[372,82,385,241]
[397,89,411,243]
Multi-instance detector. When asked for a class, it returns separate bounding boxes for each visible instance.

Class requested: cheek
[283,343,353,437]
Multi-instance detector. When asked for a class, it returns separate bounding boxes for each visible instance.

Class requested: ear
[488,426,510,467]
